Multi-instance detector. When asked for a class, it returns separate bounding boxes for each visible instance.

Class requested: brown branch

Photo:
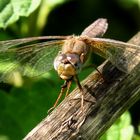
[23,32,140,140]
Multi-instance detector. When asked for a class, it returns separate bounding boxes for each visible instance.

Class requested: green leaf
[100,112,134,140]
[0,0,41,28]
[0,75,61,139]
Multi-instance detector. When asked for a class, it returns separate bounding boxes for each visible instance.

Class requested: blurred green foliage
[0,0,41,28]
[0,0,140,140]
[100,112,134,140]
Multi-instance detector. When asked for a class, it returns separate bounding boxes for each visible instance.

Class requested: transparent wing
[86,37,140,73]
[0,36,68,51]
[0,38,65,81]
[81,18,108,38]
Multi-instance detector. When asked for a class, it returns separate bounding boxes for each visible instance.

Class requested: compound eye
[58,53,67,61]
[67,54,80,65]
[54,53,67,70]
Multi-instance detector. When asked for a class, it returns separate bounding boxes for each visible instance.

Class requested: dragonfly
[0,18,140,111]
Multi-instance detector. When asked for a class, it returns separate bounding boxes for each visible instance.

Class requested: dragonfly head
[54,53,82,80]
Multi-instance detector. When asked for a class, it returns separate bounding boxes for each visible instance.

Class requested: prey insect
[0,18,140,112]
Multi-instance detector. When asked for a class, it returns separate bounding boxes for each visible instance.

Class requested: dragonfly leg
[74,75,84,112]
[73,75,97,113]
[47,81,68,114]
[65,80,72,98]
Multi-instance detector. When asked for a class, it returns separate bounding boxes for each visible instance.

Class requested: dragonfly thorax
[54,53,82,80]
[62,37,90,62]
